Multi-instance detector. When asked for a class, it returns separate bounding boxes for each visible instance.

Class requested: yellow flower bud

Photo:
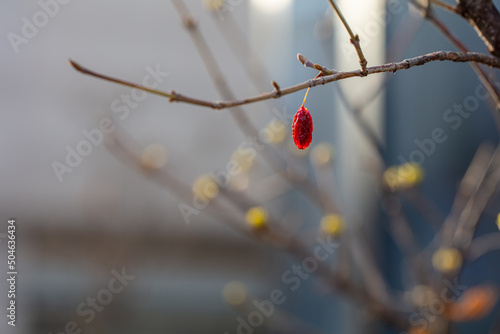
[229,174,249,193]
[432,247,462,273]
[383,166,399,190]
[140,143,167,170]
[245,206,268,229]
[410,285,436,307]
[222,281,247,306]
[320,214,345,237]
[266,119,287,143]
[497,213,500,231]
[311,143,334,166]
[203,0,224,11]
[383,163,424,190]
[192,174,219,202]
[231,148,255,173]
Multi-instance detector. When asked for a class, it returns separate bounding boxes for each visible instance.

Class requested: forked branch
[326,0,367,74]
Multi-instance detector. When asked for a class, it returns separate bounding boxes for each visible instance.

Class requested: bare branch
[71,51,500,111]
[429,0,458,13]
[68,59,215,108]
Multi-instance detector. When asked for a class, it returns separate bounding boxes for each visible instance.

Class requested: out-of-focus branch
[169,2,410,328]
[429,144,500,314]
[439,144,495,246]
[70,51,500,111]
[106,119,410,330]
[108,123,409,330]
[452,145,500,250]
[170,0,340,215]
[104,128,250,237]
[467,232,500,262]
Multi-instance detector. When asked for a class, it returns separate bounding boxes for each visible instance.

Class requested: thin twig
[429,0,458,13]
[439,144,495,247]
[69,59,212,108]
[452,146,500,250]
[466,233,500,262]
[326,0,367,74]
[70,51,500,111]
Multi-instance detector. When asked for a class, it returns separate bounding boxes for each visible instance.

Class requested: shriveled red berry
[292,106,313,150]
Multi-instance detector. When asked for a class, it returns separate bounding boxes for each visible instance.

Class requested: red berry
[292,106,313,150]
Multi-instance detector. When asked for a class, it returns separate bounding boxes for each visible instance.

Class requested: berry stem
[301,73,322,108]
[301,88,310,108]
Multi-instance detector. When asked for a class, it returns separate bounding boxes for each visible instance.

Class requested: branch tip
[297,53,307,65]
[69,59,85,73]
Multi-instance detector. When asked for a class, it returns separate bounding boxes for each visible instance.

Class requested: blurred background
[1,0,500,333]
